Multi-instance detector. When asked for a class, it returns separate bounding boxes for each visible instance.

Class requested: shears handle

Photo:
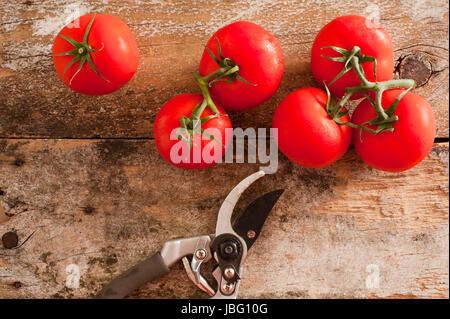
[96,252,170,299]
[96,236,211,298]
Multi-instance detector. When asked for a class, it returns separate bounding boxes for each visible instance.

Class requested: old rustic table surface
[0,0,448,299]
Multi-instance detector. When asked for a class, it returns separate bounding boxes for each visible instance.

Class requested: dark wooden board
[0,0,448,138]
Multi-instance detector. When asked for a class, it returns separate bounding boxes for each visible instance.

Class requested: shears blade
[215,170,266,237]
[232,189,284,250]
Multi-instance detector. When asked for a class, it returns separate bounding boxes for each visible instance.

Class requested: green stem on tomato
[175,40,251,149]
[55,14,109,85]
[192,70,226,117]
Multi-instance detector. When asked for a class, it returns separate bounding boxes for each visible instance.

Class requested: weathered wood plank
[1,0,448,138]
[0,139,447,298]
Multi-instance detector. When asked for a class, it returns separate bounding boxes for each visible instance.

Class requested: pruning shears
[96,170,283,299]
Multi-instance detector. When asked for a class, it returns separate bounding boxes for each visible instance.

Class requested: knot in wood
[398,52,433,87]
[2,231,19,249]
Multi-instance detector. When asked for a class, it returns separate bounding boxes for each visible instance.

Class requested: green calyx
[175,39,253,149]
[204,39,255,87]
[55,14,109,85]
[321,45,415,139]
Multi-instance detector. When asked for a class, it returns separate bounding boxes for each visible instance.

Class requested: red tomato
[199,21,284,111]
[154,94,232,169]
[352,89,436,172]
[311,15,394,99]
[52,14,139,95]
[272,87,352,168]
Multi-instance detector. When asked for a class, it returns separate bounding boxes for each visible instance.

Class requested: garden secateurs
[96,170,283,299]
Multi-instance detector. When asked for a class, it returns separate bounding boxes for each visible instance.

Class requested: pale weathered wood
[0,0,448,300]
[0,140,448,298]
[0,0,448,138]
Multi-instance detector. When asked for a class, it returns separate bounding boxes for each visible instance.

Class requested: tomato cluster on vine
[273,15,435,172]
[52,14,435,173]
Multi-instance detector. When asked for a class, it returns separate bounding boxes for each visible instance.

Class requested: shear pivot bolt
[224,245,234,254]
[195,249,207,260]
[220,241,239,259]
[223,266,235,279]
[247,230,256,239]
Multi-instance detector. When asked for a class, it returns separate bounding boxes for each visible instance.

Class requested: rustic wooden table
[0,0,448,299]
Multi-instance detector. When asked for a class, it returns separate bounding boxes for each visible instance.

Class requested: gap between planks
[0,137,448,143]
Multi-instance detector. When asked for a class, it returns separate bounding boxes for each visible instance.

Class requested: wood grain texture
[0,140,448,298]
[0,0,448,138]
[0,0,448,299]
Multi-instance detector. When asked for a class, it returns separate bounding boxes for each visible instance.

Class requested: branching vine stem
[176,40,253,148]
[322,46,415,137]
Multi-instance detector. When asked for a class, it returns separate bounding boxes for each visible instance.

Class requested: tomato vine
[322,45,415,138]
[175,40,253,149]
